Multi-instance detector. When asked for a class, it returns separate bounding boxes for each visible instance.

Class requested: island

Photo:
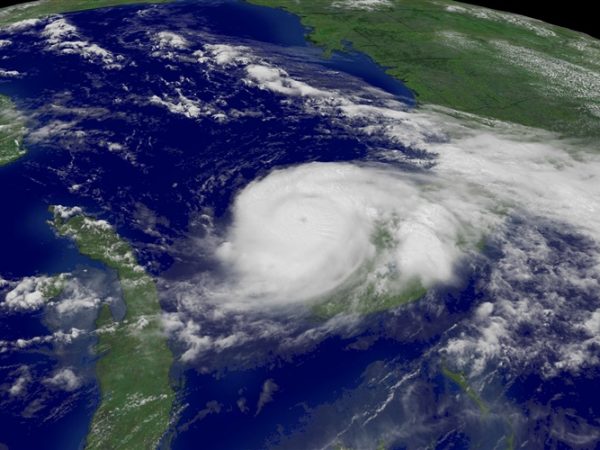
[50,206,175,450]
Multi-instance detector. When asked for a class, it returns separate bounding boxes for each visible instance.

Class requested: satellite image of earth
[0,0,599,449]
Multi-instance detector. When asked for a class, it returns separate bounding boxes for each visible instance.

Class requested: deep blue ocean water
[0,1,598,449]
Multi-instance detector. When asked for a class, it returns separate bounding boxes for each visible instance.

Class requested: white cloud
[256,379,279,415]
[52,280,100,316]
[1,328,84,353]
[154,31,188,49]
[244,64,328,97]
[1,266,99,316]
[3,18,40,32]
[150,31,190,61]
[42,17,77,44]
[52,204,83,220]
[443,221,600,377]
[332,0,392,10]
[8,366,30,397]
[445,3,557,37]
[44,368,81,391]
[149,86,229,121]
[195,44,252,67]
[28,119,78,143]
[107,142,124,152]
[237,397,248,413]
[42,17,121,68]
[3,276,54,311]
[150,92,202,119]
[584,310,600,335]
[0,68,21,78]
[216,162,480,308]
[162,313,251,362]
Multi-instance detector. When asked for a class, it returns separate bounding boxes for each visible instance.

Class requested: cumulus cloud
[332,0,392,10]
[443,220,600,377]
[44,368,81,391]
[194,44,252,67]
[162,312,251,362]
[255,379,279,416]
[3,18,40,32]
[3,276,55,311]
[8,366,30,397]
[150,91,203,119]
[42,17,77,44]
[42,17,122,68]
[52,280,101,316]
[52,205,83,220]
[0,272,102,316]
[0,68,22,78]
[244,64,328,97]
[0,328,85,353]
[154,31,188,49]
[150,31,190,61]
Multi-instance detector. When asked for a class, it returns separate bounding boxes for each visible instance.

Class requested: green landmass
[50,206,174,450]
[40,273,67,299]
[313,222,427,319]
[506,433,515,450]
[0,0,172,26]
[314,277,425,319]
[0,95,25,167]
[441,365,489,414]
[249,0,600,140]
[442,366,517,448]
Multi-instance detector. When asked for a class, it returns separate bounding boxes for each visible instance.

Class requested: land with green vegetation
[314,277,425,319]
[249,0,600,140]
[442,366,517,449]
[442,365,489,414]
[0,0,172,26]
[39,273,67,299]
[0,95,25,167]
[314,224,426,319]
[51,206,174,450]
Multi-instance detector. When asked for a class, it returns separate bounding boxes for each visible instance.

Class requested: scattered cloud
[2,18,40,32]
[0,328,85,354]
[443,219,600,377]
[42,17,122,69]
[154,31,188,49]
[0,68,22,78]
[194,44,252,67]
[150,91,202,119]
[8,366,30,397]
[331,0,392,11]
[44,368,81,391]
[255,379,279,416]
[3,276,55,311]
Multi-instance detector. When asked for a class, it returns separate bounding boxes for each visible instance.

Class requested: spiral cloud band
[217,162,487,307]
